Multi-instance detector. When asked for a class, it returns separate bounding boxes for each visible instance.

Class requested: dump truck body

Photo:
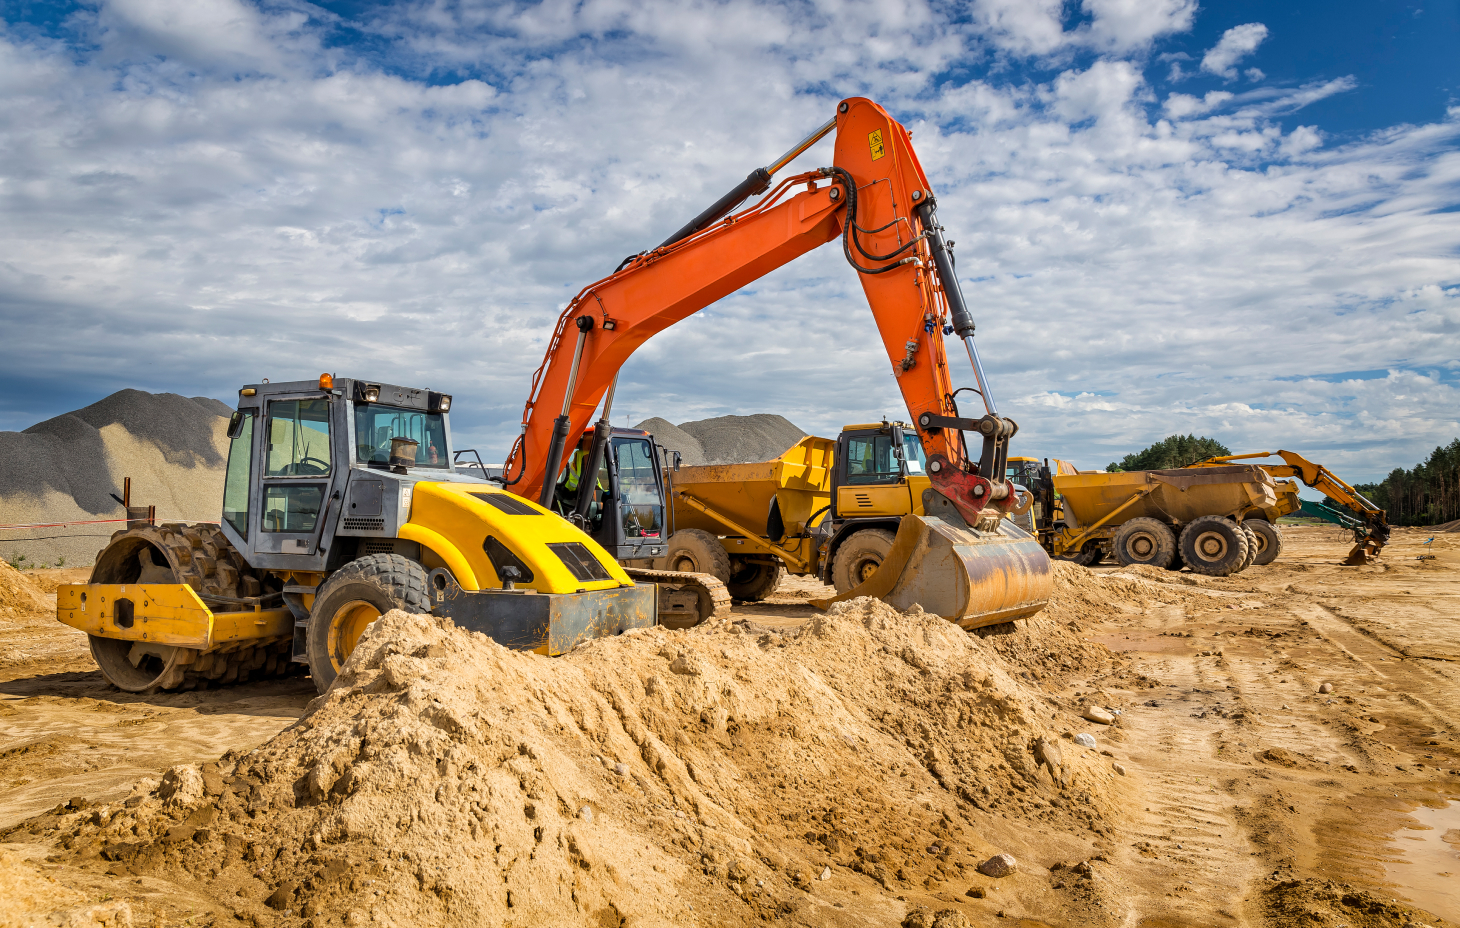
[1054,466,1278,528]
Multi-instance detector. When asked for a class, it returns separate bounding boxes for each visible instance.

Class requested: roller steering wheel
[292,455,330,475]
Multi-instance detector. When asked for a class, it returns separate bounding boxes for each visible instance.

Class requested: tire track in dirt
[1295,602,1460,738]
[1110,651,1262,926]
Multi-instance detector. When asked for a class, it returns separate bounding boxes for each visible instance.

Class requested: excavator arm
[502,98,1019,530]
[1196,451,1391,564]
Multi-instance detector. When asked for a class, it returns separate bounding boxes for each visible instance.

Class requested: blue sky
[0,0,1456,482]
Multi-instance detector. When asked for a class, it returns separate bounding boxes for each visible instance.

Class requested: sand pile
[20,591,1125,927]
[634,414,807,466]
[0,390,231,568]
[0,847,131,927]
[0,558,50,617]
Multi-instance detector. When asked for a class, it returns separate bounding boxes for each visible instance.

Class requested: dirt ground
[0,526,1456,927]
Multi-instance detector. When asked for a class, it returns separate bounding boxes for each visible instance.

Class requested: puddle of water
[1384,799,1460,921]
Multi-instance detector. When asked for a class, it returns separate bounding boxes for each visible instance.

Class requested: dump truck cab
[829,421,930,521]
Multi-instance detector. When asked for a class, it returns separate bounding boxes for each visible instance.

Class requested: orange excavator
[496,97,1053,628]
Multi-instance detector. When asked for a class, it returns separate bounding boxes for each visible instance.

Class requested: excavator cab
[557,427,670,564]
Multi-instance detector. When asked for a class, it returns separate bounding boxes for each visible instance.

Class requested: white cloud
[0,1,1456,485]
[1201,22,1269,80]
[972,0,1197,58]
[970,0,1068,57]
[1163,90,1233,119]
[1081,0,1197,53]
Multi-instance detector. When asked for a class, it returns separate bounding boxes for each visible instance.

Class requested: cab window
[262,485,325,533]
[901,433,927,475]
[355,404,448,468]
[267,399,332,476]
[613,438,664,537]
[845,434,900,485]
[222,412,254,538]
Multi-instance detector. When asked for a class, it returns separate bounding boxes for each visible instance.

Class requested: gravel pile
[633,414,806,466]
[633,417,707,467]
[0,390,231,567]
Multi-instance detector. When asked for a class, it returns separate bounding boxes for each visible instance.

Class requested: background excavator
[1191,451,1391,565]
[497,97,1053,629]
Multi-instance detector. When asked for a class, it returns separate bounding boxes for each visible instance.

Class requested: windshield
[355,404,448,468]
[1005,460,1041,490]
[902,432,927,475]
[613,437,663,538]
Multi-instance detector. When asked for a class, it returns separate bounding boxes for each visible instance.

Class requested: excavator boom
[501,98,1053,625]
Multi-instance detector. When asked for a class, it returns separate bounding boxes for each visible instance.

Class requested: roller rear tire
[307,554,430,694]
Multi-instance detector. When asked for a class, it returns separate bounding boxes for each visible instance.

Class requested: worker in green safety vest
[556,447,609,520]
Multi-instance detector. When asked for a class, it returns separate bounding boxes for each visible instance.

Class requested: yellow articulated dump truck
[658,421,1051,628]
[1034,465,1286,575]
[57,374,655,695]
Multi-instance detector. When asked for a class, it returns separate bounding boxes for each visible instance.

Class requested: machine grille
[342,517,387,531]
[470,492,540,516]
[549,542,613,582]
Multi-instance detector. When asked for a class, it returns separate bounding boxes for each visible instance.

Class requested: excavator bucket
[1343,539,1382,566]
[813,515,1053,629]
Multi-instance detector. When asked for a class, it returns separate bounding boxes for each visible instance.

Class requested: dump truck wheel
[1057,542,1101,567]
[87,523,287,693]
[664,529,731,584]
[1247,519,1283,566]
[831,528,896,595]
[307,554,430,694]
[1238,523,1259,571]
[1179,516,1249,577]
[727,556,783,601]
[1112,517,1176,569]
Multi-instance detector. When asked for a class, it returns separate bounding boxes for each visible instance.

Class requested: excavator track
[622,567,732,630]
[87,523,298,692]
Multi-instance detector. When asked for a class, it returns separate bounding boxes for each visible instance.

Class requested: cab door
[256,395,336,556]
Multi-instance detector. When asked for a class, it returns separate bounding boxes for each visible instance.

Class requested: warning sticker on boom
[868,129,885,161]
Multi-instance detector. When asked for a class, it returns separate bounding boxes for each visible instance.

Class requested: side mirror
[672,451,682,472]
[226,411,245,439]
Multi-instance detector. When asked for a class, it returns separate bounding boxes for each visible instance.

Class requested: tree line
[1354,438,1460,526]
[1106,434,1231,472]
